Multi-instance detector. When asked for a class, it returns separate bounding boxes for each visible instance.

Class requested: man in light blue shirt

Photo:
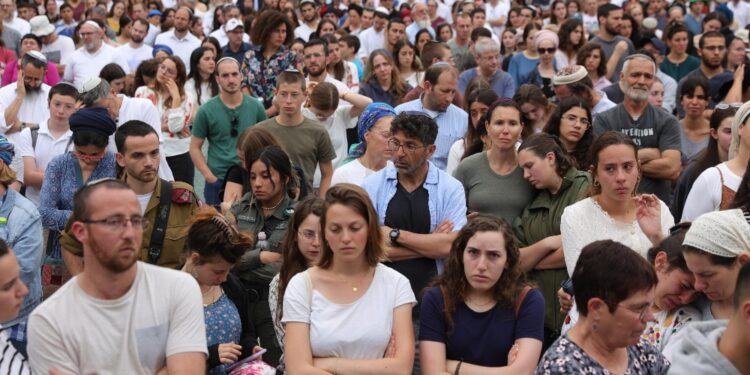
[395,62,468,170]
[457,38,515,98]
[405,2,435,44]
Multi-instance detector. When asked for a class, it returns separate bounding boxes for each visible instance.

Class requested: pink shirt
[1,59,61,87]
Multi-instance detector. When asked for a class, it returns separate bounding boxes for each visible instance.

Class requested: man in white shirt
[117,18,153,72]
[0,0,30,35]
[16,83,76,205]
[357,6,388,60]
[62,19,130,88]
[294,0,320,42]
[0,52,50,144]
[154,7,201,74]
[582,0,599,35]
[30,15,74,74]
[729,0,750,29]
[27,178,207,375]
[486,0,510,36]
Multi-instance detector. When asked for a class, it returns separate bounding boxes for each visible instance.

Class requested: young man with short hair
[294,0,320,42]
[255,70,336,197]
[117,18,153,72]
[384,18,406,53]
[590,4,634,82]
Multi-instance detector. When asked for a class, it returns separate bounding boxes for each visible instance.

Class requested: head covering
[349,103,396,158]
[152,44,174,57]
[148,9,162,17]
[552,65,587,85]
[30,15,55,36]
[533,29,559,50]
[225,18,244,31]
[648,37,667,55]
[69,107,117,137]
[26,50,47,65]
[0,135,14,166]
[729,101,750,159]
[683,209,750,258]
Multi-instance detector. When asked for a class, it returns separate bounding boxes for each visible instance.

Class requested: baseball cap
[148,9,162,17]
[648,37,667,55]
[225,18,244,31]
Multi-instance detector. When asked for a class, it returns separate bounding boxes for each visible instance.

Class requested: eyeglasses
[618,303,653,321]
[81,216,149,231]
[563,115,590,127]
[298,230,321,241]
[387,139,427,153]
[230,114,239,137]
[715,102,742,110]
[537,47,556,55]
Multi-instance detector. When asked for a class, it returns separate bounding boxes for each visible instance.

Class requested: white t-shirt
[117,95,175,181]
[331,159,393,186]
[153,30,201,74]
[117,43,154,72]
[27,263,207,375]
[62,44,131,88]
[729,0,750,29]
[137,192,153,214]
[357,27,385,60]
[446,139,465,176]
[41,35,75,64]
[0,83,51,144]
[486,0,510,36]
[681,163,742,222]
[16,121,73,205]
[282,264,415,360]
[593,91,617,114]
[294,23,317,42]
[303,105,356,187]
[4,16,30,36]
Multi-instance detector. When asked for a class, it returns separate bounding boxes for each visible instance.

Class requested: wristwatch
[389,228,400,245]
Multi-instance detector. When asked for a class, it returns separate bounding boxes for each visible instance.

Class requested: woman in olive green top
[230,145,298,367]
[513,133,591,349]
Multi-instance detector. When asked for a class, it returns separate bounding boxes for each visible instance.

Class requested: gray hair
[79,79,112,107]
[622,54,656,76]
[474,38,500,56]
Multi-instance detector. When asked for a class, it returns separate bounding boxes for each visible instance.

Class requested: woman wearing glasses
[229,145,298,367]
[537,240,670,374]
[41,107,117,277]
[134,55,194,185]
[542,97,593,170]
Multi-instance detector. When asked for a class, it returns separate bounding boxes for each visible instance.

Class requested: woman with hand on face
[283,184,416,374]
[537,240,670,374]
[514,133,591,348]
[0,239,31,374]
[134,55,194,185]
[542,97,593,171]
[420,215,545,375]
[181,206,263,374]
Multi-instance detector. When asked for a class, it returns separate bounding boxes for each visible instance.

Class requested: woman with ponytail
[513,132,591,348]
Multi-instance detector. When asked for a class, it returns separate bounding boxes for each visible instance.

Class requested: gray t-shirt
[452,151,536,224]
[590,35,635,83]
[679,122,709,165]
[593,104,681,202]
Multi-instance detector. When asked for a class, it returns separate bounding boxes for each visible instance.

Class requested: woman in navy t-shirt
[419,215,545,374]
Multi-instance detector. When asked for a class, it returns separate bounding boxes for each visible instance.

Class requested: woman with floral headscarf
[331,103,396,186]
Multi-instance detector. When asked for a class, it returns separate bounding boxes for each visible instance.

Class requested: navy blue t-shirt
[418,286,545,367]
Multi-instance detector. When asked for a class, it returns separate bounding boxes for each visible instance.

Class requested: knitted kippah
[683,209,750,258]
[552,65,587,86]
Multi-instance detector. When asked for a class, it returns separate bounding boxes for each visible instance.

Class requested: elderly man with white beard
[593,53,682,203]
[406,2,435,44]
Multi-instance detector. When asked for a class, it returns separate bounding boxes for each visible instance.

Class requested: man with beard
[0,51,51,144]
[154,7,201,74]
[117,18,153,72]
[27,178,207,374]
[60,121,199,273]
[383,18,406,54]
[593,54,682,202]
[590,4,634,83]
[362,112,466,375]
[62,19,130,88]
[406,2,435,44]
[190,57,267,205]
[395,62,468,171]
[303,38,349,94]
[675,31,731,116]
[294,0,320,42]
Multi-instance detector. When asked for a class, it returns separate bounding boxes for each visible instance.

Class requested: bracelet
[454,361,463,375]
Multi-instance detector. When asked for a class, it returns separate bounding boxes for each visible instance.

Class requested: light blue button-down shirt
[362,161,468,273]
[395,98,468,171]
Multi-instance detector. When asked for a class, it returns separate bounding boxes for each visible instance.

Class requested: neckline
[312,265,380,307]
[589,197,638,227]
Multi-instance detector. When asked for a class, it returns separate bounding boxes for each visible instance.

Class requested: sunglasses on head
[231,114,239,137]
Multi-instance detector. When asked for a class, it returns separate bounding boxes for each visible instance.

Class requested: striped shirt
[0,328,30,375]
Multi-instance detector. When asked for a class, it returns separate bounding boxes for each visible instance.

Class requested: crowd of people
[0,0,749,373]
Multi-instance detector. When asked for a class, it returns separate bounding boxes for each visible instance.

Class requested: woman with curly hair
[542,96,594,170]
[419,214,544,374]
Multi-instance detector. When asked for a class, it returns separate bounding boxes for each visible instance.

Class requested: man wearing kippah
[0,51,50,144]
[553,65,616,114]
[62,19,130,88]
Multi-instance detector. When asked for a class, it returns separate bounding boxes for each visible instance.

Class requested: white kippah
[83,20,102,29]
[683,209,750,258]
[552,65,588,86]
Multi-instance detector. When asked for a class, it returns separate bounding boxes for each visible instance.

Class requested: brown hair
[250,9,294,47]
[587,131,639,195]
[518,132,575,177]
[576,42,607,78]
[308,81,339,112]
[365,50,408,103]
[317,184,385,269]
[151,55,187,109]
[513,84,554,139]
[184,206,254,264]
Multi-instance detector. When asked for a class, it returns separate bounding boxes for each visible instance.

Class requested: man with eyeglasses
[0,51,50,144]
[302,38,349,95]
[362,112,466,375]
[191,57,267,206]
[27,178,207,375]
[590,4,634,83]
[457,38,514,98]
[61,19,130,88]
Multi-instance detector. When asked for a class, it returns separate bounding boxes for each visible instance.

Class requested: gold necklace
[262,195,285,211]
[335,268,372,293]
[201,286,220,307]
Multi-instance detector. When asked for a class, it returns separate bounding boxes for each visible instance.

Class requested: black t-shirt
[384,182,433,315]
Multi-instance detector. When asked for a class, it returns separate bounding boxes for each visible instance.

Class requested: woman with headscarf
[525,29,559,99]
[40,107,117,276]
[681,101,750,221]
[330,103,396,186]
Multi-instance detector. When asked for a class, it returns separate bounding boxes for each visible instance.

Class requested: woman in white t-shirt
[682,101,750,221]
[283,184,416,373]
[134,55,194,185]
[330,103,395,186]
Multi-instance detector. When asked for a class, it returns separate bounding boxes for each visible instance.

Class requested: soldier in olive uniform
[60,121,199,272]
[229,145,297,367]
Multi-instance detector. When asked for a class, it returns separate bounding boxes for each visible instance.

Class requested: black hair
[518,132,575,177]
[99,63,126,84]
[647,222,691,273]
[48,83,79,101]
[114,120,159,153]
[187,47,220,105]
[543,96,593,170]
[391,112,438,146]
[597,3,620,21]
[245,145,296,198]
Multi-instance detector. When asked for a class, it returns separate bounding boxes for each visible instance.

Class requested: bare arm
[189,136,217,183]
[422,338,541,375]
[163,352,206,374]
[342,92,373,116]
[724,63,745,104]
[640,149,681,182]
[386,246,422,262]
[518,235,560,273]
[22,156,44,189]
[3,95,24,135]
[387,226,458,259]
[318,161,333,197]
[284,322,333,374]
[606,41,629,80]
[222,181,244,206]
[533,248,565,270]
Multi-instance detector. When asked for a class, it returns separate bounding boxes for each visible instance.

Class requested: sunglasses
[231,114,238,137]
[537,47,555,55]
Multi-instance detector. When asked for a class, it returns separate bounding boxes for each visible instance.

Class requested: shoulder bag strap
[515,285,532,320]
[148,179,172,264]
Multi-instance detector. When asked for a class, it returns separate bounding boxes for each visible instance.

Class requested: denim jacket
[0,188,44,341]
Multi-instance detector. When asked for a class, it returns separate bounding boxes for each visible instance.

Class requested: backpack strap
[148,179,172,264]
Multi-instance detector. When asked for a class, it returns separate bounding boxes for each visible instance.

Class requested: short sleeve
[316,129,337,163]
[225,165,244,184]
[166,272,208,357]
[191,106,209,139]
[281,272,312,324]
[514,288,545,341]
[16,127,32,157]
[393,270,416,308]
[418,287,447,343]
[657,113,681,151]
